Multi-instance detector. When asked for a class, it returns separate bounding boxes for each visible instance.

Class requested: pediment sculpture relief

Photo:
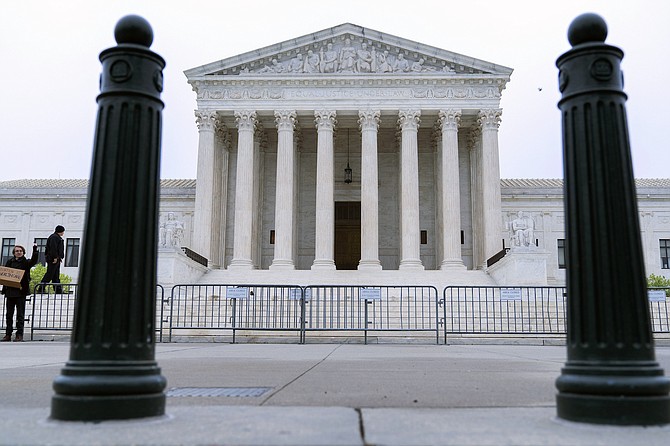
[230,37,458,76]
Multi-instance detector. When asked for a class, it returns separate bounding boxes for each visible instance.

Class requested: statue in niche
[159,212,185,248]
[510,211,535,248]
[320,43,338,73]
[356,42,373,73]
[288,54,304,73]
[304,50,320,73]
[339,38,357,73]
[393,53,410,72]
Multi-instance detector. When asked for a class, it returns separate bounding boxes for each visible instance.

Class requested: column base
[228,259,254,270]
[311,260,336,270]
[358,260,382,271]
[269,260,295,270]
[399,259,424,270]
[440,259,466,270]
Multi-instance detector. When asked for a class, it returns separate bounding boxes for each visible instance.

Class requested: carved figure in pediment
[288,54,304,73]
[356,43,373,73]
[442,62,455,73]
[304,50,320,73]
[411,58,437,73]
[320,43,338,73]
[258,59,285,74]
[376,50,393,73]
[393,53,410,72]
[339,38,356,73]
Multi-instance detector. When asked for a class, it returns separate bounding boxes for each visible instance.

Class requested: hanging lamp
[344,128,353,184]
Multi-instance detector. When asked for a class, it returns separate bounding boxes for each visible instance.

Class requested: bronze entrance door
[334,201,361,270]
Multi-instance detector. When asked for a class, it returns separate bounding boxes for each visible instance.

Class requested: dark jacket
[45,232,65,263]
[1,245,39,298]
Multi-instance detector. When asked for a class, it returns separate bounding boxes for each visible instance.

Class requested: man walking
[40,225,65,293]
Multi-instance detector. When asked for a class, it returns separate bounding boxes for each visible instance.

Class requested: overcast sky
[1,0,668,181]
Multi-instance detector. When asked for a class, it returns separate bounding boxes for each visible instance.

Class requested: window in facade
[34,238,47,265]
[557,239,566,269]
[1,238,16,265]
[661,239,670,269]
[420,230,427,245]
[65,238,80,267]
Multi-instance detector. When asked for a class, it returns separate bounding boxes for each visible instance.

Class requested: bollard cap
[568,13,608,46]
[114,15,153,47]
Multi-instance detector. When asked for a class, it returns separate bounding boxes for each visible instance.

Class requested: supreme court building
[3,24,670,289]
[185,23,512,282]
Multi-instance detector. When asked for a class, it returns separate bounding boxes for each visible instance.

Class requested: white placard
[289,288,311,302]
[360,287,382,300]
[648,290,667,302]
[500,288,523,301]
[226,287,249,299]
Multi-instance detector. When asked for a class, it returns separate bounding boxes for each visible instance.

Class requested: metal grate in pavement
[166,387,273,398]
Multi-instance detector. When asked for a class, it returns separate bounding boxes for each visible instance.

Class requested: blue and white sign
[226,287,249,299]
[500,288,522,301]
[289,288,311,302]
[648,290,667,302]
[360,287,382,300]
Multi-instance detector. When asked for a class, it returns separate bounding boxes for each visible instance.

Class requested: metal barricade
[30,284,79,340]
[648,287,670,333]
[443,286,567,343]
[168,284,305,343]
[303,285,440,344]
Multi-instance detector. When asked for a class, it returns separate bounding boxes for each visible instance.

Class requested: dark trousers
[41,261,62,293]
[4,296,26,336]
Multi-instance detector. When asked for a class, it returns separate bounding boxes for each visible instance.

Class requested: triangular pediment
[185,23,513,78]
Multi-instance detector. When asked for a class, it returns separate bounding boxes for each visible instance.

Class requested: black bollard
[50,15,167,421]
[555,13,670,425]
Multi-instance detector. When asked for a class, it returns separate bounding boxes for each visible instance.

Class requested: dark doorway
[334,201,361,270]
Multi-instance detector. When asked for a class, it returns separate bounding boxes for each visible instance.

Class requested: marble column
[270,110,297,270]
[358,110,382,270]
[192,110,219,264]
[438,110,466,269]
[468,128,484,269]
[398,110,424,270]
[312,110,337,270]
[229,110,257,270]
[478,109,504,264]
[212,124,230,268]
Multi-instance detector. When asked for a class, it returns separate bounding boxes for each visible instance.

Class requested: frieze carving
[194,85,501,101]
[216,35,461,76]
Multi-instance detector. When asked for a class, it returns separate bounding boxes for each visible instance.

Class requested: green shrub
[647,273,670,297]
[29,263,73,294]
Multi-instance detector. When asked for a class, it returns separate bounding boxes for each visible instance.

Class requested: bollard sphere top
[568,13,608,46]
[114,15,154,47]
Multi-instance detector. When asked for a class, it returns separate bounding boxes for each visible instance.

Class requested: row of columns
[192,108,503,270]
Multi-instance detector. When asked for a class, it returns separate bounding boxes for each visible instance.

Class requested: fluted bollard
[555,13,670,425]
[51,15,167,421]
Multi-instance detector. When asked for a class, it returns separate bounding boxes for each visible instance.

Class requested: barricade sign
[289,288,311,301]
[500,288,522,301]
[226,286,249,299]
[360,287,382,300]
[648,290,667,302]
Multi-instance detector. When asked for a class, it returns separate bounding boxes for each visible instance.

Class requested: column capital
[398,109,421,130]
[314,110,337,130]
[438,109,462,131]
[195,110,219,132]
[477,109,502,130]
[467,127,481,151]
[215,122,231,150]
[274,110,297,131]
[358,109,381,131]
[234,110,257,131]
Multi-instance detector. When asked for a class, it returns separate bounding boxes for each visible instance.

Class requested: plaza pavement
[0,341,669,445]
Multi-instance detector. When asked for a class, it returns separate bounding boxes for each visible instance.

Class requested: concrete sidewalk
[0,342,669,445]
